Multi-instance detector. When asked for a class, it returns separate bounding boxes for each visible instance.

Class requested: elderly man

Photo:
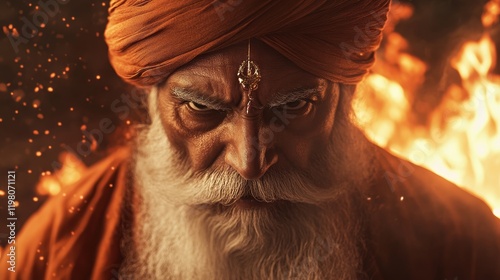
[2,0,500,279]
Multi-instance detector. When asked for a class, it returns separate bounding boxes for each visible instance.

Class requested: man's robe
[1,145,499,279]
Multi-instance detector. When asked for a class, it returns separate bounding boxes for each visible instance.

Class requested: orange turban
[105,0,390,87]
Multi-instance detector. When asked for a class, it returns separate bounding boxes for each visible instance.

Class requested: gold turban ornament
[105,0,390,87]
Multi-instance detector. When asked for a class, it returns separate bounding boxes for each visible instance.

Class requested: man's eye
[283,99,309,110]
[187,101,212,111]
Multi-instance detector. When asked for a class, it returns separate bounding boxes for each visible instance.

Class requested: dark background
[0,0,498,246]
[0,0,138,245]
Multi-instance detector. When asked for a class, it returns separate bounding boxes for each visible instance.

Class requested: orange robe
[0,148,128,280]
[1,146,499,279]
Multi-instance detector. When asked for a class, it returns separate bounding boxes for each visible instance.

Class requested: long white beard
[120,87,375,280]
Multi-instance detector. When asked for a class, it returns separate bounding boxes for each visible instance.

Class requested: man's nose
[224,116,278,180]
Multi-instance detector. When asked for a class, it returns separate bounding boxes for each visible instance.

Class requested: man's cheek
[155,118,191,166]
[186,135,227,171]
[278,138,315,170]
[157,101,190,147]
[158,101,186,136]
[157,115,220,172]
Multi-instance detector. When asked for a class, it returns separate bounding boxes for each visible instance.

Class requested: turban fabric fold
[105,0,391,87]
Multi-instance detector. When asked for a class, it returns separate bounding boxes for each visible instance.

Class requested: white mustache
[166,166,347,206]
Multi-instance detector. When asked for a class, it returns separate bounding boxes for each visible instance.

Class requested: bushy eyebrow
[171,85,324,110]
[268,86,323,107]
[170,87,231,111]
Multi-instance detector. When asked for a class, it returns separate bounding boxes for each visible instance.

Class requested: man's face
[125,40,373,279]
[156,40,341,183]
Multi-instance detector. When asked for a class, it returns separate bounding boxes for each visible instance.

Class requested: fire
[355,1,500,217]
[36,152,87,196]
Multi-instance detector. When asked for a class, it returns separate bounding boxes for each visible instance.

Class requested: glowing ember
[11,89,25,102]
[36,176,61,196]
[355,1,500,217]
[482,0,500,27]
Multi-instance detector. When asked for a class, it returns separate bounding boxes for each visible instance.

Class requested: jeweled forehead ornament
[237,40,262,115]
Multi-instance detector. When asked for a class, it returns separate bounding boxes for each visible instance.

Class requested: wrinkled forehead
[167,40,324,93]
[178,40,312,74]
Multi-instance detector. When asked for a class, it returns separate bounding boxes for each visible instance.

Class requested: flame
[36,152,87,196]
[355,1,500,217]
